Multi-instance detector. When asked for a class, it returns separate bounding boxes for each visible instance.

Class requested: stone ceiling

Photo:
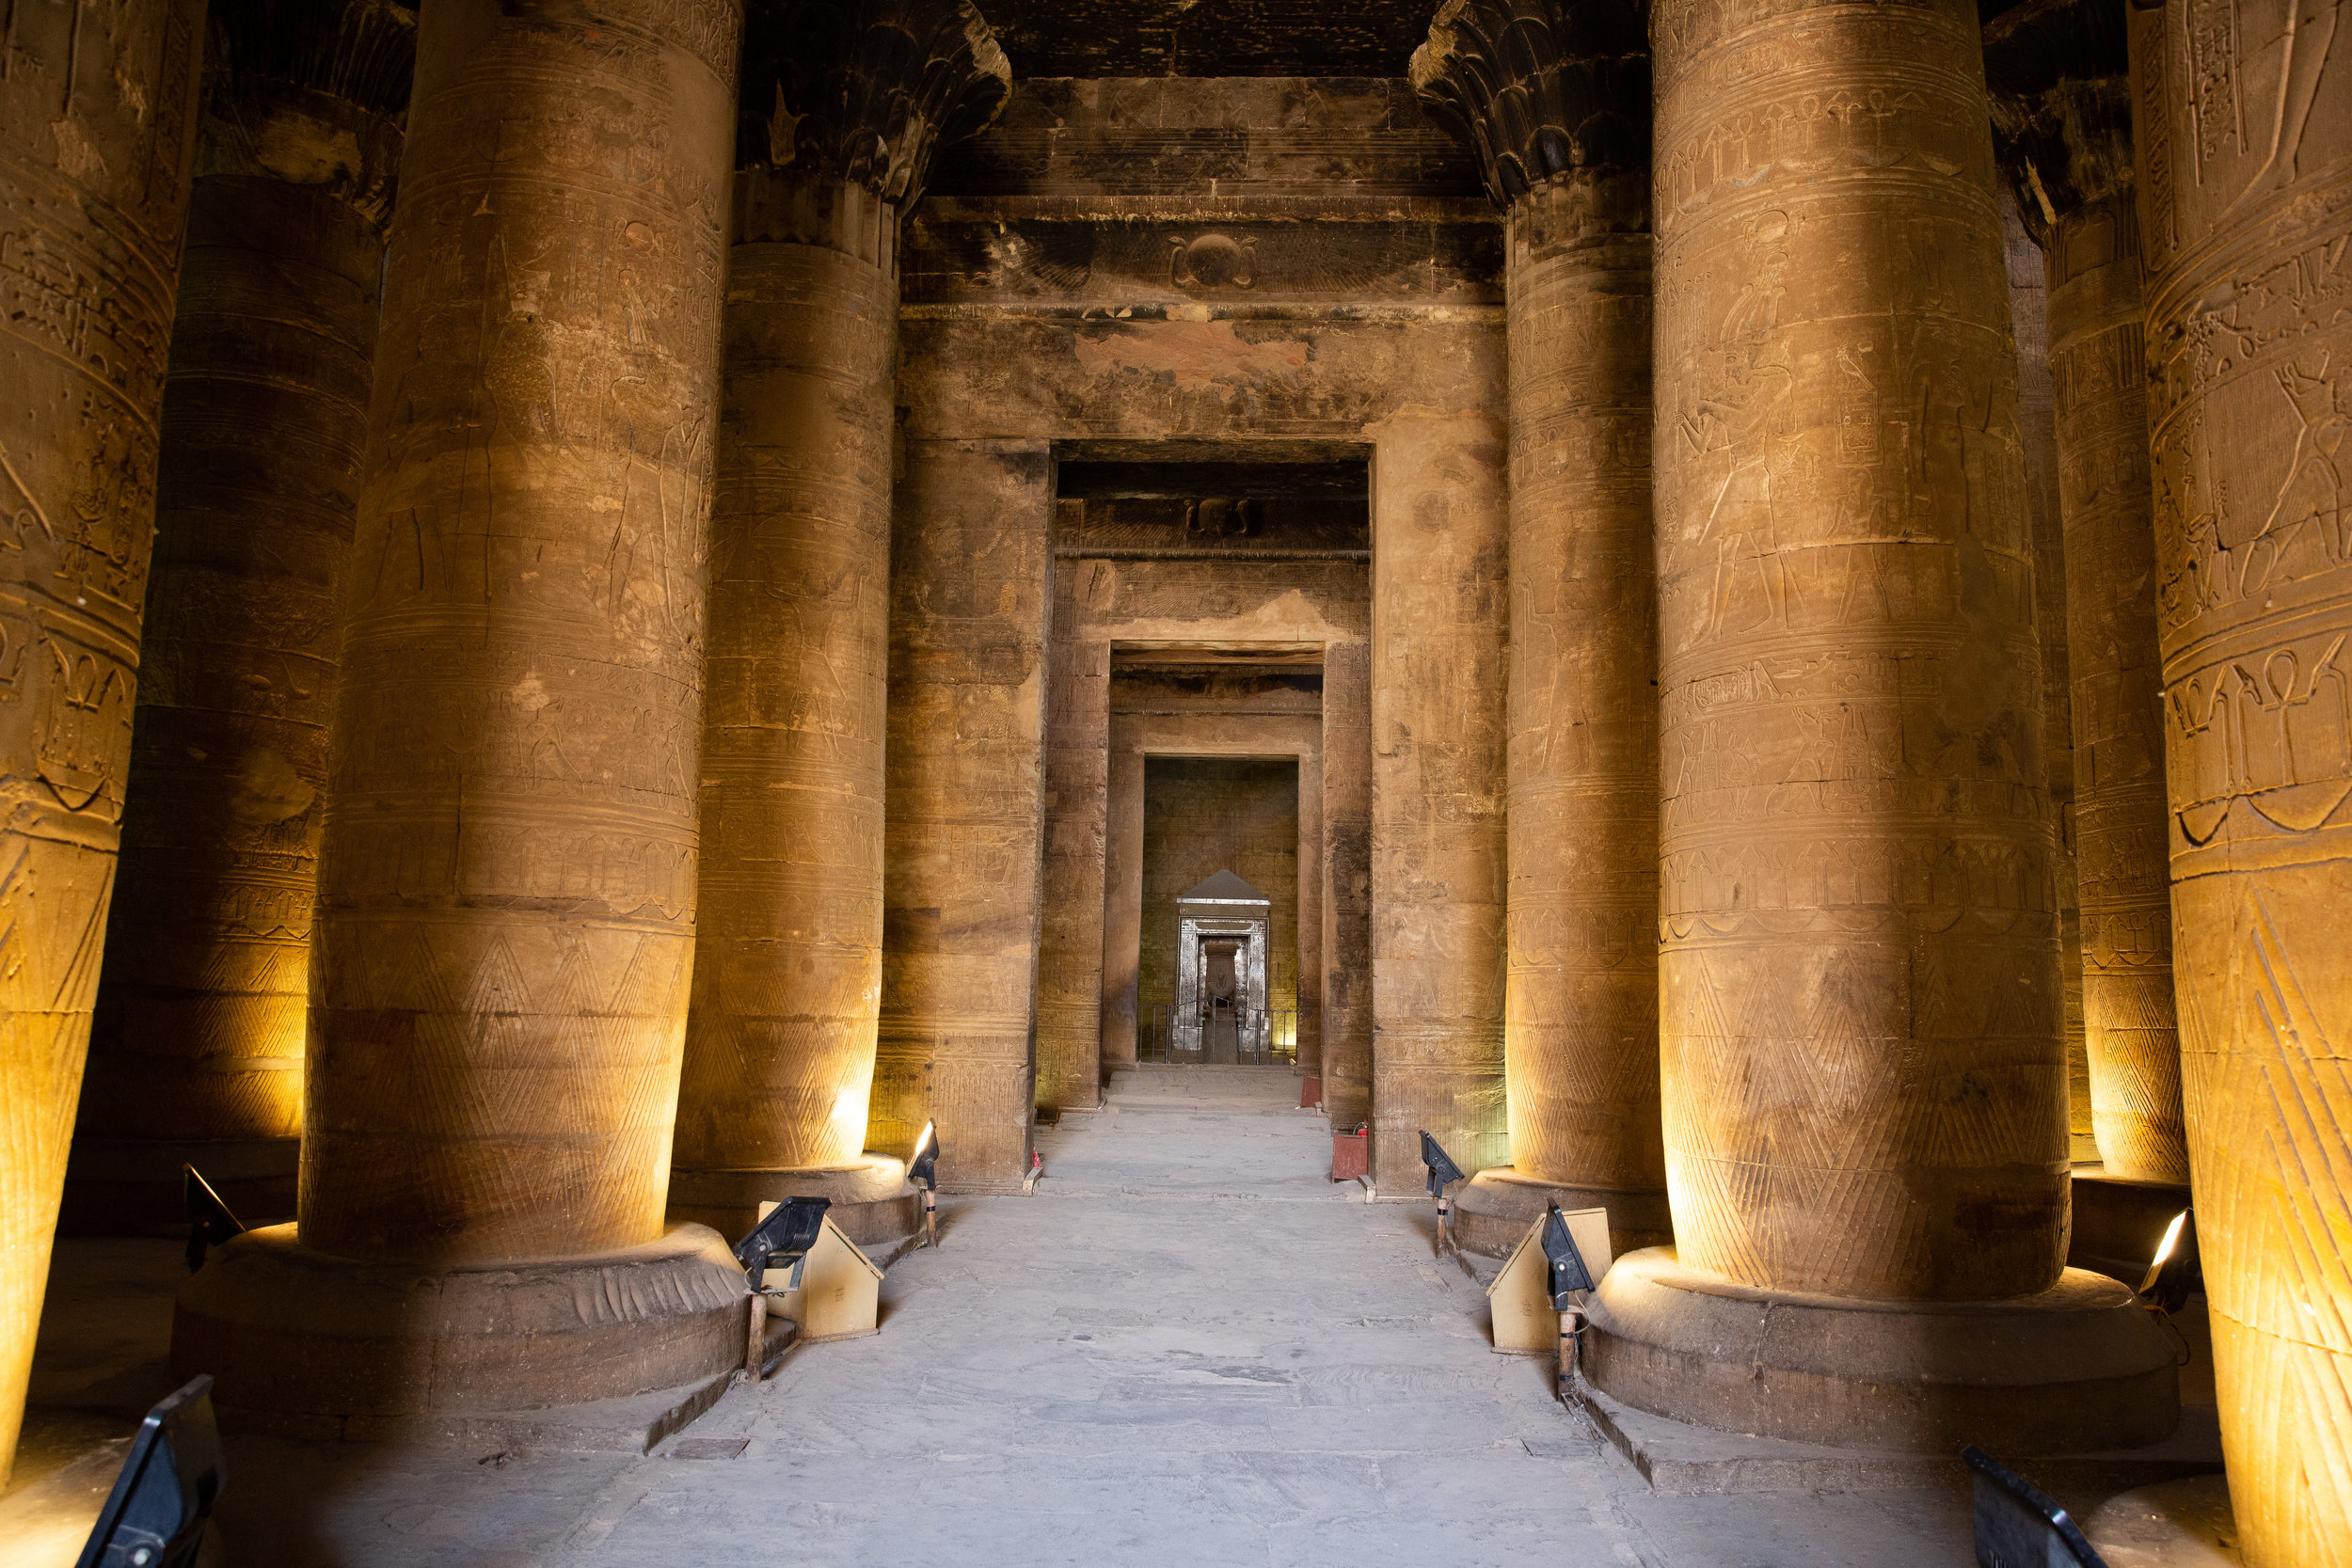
[974,0,1441,77]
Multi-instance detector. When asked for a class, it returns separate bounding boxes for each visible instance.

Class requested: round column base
[667,1155,918,1259]
[1586,1248,2180,1454]
[172,1224,747,1421]
[1454,1167,1673,1259]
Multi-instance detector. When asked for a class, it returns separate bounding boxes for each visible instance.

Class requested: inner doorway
[1139,757,1299,1064]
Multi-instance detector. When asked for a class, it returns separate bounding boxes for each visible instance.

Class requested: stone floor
[2,1068,2239,1566]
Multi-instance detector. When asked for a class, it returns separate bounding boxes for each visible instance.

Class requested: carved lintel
[199,0,417,226]
[1984,0,2134,240]
[1408,0,1649,214]
[739,0,1010,220]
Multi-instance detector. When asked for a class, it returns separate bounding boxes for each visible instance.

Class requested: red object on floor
[1331,1126,1368,1181]
[1299,1075,1322,1110]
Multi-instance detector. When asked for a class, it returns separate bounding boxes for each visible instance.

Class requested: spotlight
[733,1196,832,1382]
[910,1120,942,1249]
[734,1196,831,1291]
[1542,1203,1596,1397]
[2137,1210,2198,1316]
[73,1375,225,1568]
[1418,1131,1466,1256]
[181,1166,244,1273]
[1962,1447,2103,1566]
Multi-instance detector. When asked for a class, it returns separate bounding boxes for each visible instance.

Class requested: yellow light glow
[829,1085,866,1127]
[913,1120,936,1162]
[2139,1212,2189,1294]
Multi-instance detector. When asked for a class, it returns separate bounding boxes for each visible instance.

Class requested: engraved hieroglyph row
[877,439,1054,1190]
[80,1,414,1212]
[302,0,739,1265]
[2128,0,2352,1560]
[0,0,203,1487]
[1652,0,2066,1300]
[1369,412,1509,1193]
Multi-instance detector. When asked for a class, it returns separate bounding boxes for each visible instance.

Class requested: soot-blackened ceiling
[975,0,1442,76]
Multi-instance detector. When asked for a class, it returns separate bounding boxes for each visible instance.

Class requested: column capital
[1407,0,1648,212]
[199,0,416,224]
[739,0,1009,205]
[1984,0,2134,240]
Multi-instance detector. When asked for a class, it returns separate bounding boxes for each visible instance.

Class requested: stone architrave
[173,0,751,1424]
[1590,0,2176,1450]
[1988,0,2187,1183]
[668,0,1008,1246]
[2128,1,2352,1559]
[0,0,203,1488]
[1411,0,1670,1255]
[72,0,416,1236]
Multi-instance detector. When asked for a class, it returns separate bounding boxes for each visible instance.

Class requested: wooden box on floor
[1487,1207,1612,1354]
[760,1211,885,1342]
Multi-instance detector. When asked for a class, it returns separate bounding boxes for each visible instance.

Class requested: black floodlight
[1962,1447,2106,1567]
[1419,1131,1465,1196]
[911,1119,943,1248]
[733,1196,830,1291]
[2137,1210,2199,1316]
[73,1374,225,1568]
[1542,1204,1595,1308]
[181,1165,244,1273]
[910,1120,942,1190]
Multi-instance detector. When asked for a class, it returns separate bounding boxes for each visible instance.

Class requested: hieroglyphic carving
[78,0,417,1216]
[0,0,205,1484]
[1652,0,2066,1301]
[675,0,1009,1189]
[1413,0,1664,1234]
[301,0,737,1265]
[2131,1,2352,1556]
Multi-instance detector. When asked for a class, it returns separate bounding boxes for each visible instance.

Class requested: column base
[667,1155,919,1260]
[60,1137,300,1237]
[1586,1248,2180,1454]
[171,1224,748,1429]
[1454,1166,1673,1259]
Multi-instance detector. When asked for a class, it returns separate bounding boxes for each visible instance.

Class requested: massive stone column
[2129,1,2352,1558]
[2001,186,2097,1165]
[1587,0,2174,1450]
[875,438,1055,1191]
[1412,0,1669,1255]
[1989,0,2187,1184]
[69,0,414,1238]
[1368,413,1510,1194]
[1035,619,1110,1113]
[1321,641,1375,1132]
[174,0,750,1425]
[668,0,1007,1247]
[0,0,202,1487]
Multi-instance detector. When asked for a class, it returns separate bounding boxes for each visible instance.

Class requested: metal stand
[920,1187,938,1249]
[1556,1306,1586,1402]
[1435,1192,1454,1257]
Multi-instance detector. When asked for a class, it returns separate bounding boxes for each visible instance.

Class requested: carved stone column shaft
[1988,4,2187,1184]
[72,0,414,1235]
[1585,0,2175,1456]
[2129,0,2352,1559]
[1412,0,1669,1255]
[0,0,202,1487]
[670,0,1006,1240]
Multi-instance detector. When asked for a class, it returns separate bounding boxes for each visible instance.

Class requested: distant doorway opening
[1139,757,1298,1064]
